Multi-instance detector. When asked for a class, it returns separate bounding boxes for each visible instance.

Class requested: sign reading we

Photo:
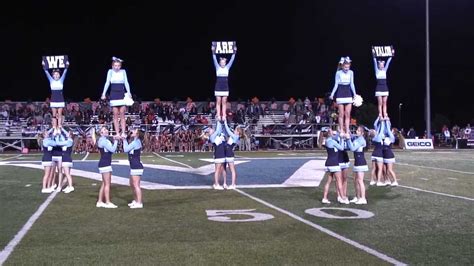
[212,41,236,54]
[372,46,394,57]
[42,55,69,69]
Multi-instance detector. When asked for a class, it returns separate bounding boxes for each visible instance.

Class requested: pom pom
[353,94,363,107]
[124,93,134,106]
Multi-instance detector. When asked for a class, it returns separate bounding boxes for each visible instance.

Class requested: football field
[0,150,473,265]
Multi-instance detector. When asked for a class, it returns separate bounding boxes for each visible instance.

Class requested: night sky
[0,0,472,132]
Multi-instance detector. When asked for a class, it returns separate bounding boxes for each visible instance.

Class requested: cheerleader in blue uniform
[96,127,119,208]
[123,129,144,209]
[372,48,394,120]
[211,45,237,121]
[209,121,226,190]
[370,117,385,186]
[346,126,368,204]
[50,129,64,192]
[101,57,132,138]
[382,119,398,186]
[223,121,240,190]
[329,57,357,134]
[42,60,69,129]
[55,129,75,193]
[41,130,57,193]
[322,127,348,204]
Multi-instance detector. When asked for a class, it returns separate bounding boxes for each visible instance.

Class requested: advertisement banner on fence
[404,139,434,150]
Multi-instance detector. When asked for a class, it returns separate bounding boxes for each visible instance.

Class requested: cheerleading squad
[40,45,396,206]
[323,52,397,205]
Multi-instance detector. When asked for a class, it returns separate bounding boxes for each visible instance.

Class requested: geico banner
[404,139,434,150]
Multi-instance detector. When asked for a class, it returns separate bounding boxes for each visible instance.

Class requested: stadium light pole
[398,103,403,129]
[425,0,432,138]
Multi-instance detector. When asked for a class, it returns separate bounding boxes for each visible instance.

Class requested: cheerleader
[101,57,132,138]
[329,57,357,134]
[50,129,64,192]
[370,117,385,186]
[373,48,394,120]
[123,129,144,209]
[321,127,348,204]
[42,60,69,129]
[209,121,226,190]
[41,130,56,193]
[211,45,237,121]
[55,129,75,193]
[96,127,119,208]
[223,121,240,190]
[346,126,368,204]
[337,131,351,203]
[382,119,398,186]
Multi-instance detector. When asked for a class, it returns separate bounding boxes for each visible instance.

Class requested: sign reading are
[372,46,394,57]
[212,41,236,54]
[42,55,69,69]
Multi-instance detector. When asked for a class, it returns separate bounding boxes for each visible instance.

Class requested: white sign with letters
[42,55,69,69]
[404,139,434,150]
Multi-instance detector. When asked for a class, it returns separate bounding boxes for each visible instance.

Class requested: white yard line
[397,185,474,201]
[0,191,58,265]
[0,155,22,161]
[153,152,193,169]
[235,189,406,266]
[81,152,90,161]
[396,162,474,175]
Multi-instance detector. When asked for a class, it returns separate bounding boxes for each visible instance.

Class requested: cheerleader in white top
[41,130,57,193]
[211,45,237,121]
[372,48,394,120]
[223,121,240,190]
[346,126,368,204]
[381,119,398,186]
[95,127,119,208]
[123,129,144,209]
[101,57,132,138]
[209,121,226,190]
[55,129,75,193]
[42,60,69,129]
[330,57,357,134]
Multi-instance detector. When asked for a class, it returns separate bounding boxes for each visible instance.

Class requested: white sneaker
[376,181,385,187]
[341,198,350,204]
[213,184,224,190]
[96,202,106,208]
[369,180,376,186]
[384,180,391,186]
[355,198,367,205]
[129,202,143,209]
[349,197,358,203]
[128,200,137,207]
[228,184,236,190]
[322,198,331,204]
[223,183,228,190]
[41,188,53,193]
[51,184,57,190]
[103,202,118,208]
[337,196,343,203]
[391,181,399,187]
[62,186,74,193]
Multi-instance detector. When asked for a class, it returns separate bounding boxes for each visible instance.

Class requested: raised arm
[224,121,239,143]
[43,70,53,83]
[373,117,380,131]
[102,70,112,98]
[385,120,395,142]
[326,138,344,151]
[347,137,366,151]
[99,137,118,153]
[209,122,222,143]
[123,70,131,94]
[227,53,236,69]
[123,139,141,153]
[212,54,219,69]
[385,57,392,71]
[59,68,68,83]
[373,57,378,73]
[330,71,339,98]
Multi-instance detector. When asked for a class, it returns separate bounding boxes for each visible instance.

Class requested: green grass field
[0,150,473,265]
